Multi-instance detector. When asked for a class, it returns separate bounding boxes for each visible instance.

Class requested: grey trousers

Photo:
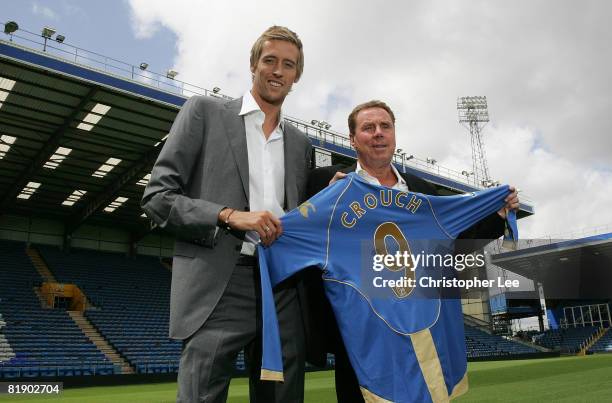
[176,262,305,403]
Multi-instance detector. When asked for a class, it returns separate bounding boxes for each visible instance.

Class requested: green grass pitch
[1,355,610,402]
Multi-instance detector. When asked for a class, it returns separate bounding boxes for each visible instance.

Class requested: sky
[3,0,612,238]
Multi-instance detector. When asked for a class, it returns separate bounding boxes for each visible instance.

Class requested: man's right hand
[329,171,348,186]
[220,209,282,246]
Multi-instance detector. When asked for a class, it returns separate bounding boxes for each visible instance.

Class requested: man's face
[251,40,300,106]
[350,107,397,168]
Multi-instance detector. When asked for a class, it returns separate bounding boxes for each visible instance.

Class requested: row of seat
[588,329,612,353]
[464,326,539,356]
[0,365,117,377]
[0,240,113,377]
[532,326,599,352]
[37,244,178,374]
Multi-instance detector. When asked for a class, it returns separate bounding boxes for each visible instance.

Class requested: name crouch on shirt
[341,190,422,229]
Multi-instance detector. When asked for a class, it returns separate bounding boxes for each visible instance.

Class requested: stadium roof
[0,43,178,235]
[491,233,612,299]
[0,24,534,241]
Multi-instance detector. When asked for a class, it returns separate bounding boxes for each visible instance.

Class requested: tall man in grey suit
[141,26,312,402]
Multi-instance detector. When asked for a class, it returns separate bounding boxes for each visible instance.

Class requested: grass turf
[1,355,610,402]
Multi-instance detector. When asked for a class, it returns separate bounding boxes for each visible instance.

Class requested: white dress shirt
[355,161,409,192]
[238,90,286,255]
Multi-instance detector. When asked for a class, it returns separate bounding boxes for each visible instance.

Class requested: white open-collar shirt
[355,160,408,192]
[238,90,286,254]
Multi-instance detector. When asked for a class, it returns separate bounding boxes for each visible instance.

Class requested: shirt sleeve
[257,179,344,381]
[426,185,518,240]
[141,96,225,241]
[502,209,519,249]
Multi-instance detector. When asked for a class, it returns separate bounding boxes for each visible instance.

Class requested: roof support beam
[0,87,97,212]
[65,146,160,236]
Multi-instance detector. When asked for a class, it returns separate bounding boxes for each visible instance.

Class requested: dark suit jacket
[142,95,312,340]
[301,163,505,366]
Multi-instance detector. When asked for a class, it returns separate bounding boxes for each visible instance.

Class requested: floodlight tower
[457,96,491,187]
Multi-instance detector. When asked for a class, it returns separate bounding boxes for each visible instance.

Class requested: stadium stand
[464,325,540,358]
[35,244,181,374]
[0,240,114,378]
[532,326,601,353]
[588,328,612,354]
[0,239,550,379]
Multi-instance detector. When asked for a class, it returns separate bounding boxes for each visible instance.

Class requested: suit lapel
[346,162,418,192]
[341,163,357,174]
[401,172,426,193]
[223,98,249,202]
[284,125,299,210]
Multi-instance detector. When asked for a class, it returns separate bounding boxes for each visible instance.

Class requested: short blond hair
[348,100,396,135]
[250,26,304,81]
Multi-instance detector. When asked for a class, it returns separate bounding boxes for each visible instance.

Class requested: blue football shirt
[258,172,517,402]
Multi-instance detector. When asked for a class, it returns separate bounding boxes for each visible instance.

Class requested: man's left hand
[497,186,519,219]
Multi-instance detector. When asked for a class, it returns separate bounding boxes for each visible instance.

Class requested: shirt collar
[239,90,285,130]
[355,161,406,186]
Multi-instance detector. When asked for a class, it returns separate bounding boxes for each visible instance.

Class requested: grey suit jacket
[141,95,312,340]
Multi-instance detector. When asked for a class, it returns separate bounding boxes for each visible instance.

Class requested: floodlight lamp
[41,26,56,38]
[212,86,221,93]
[55,34,65,43]
[4,21,18,34]
[396,148,403,153]
[311,120,319,125]
[166,69,178,79]
[324,124,331,130]
[139,62,148,70]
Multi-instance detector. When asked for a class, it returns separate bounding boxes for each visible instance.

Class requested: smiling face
[250,39,300,107]
[350,107,397,169]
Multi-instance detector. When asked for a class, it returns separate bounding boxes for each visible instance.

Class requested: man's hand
[497,186,519,219]
[328,171,348,186]
[220,209,282,246]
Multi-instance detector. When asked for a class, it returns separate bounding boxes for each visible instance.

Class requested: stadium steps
[28,246,97,310]
[32,286,51,309]
[463,314,492,333]
[509,336,550,352]
[67,310,135,374]
[579,327,608,356]
[26,247,55,308]
[26,247,56,283]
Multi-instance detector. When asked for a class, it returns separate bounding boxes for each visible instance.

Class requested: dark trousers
[177,262,305,403]
[334,340,365,403]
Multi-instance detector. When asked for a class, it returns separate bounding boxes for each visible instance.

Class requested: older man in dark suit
[302,100,519,402]
[142,26,312,403]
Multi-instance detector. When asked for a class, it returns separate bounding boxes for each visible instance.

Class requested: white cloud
[444,124,612,237]
[32,3,58,20]
[127,0,612,238]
